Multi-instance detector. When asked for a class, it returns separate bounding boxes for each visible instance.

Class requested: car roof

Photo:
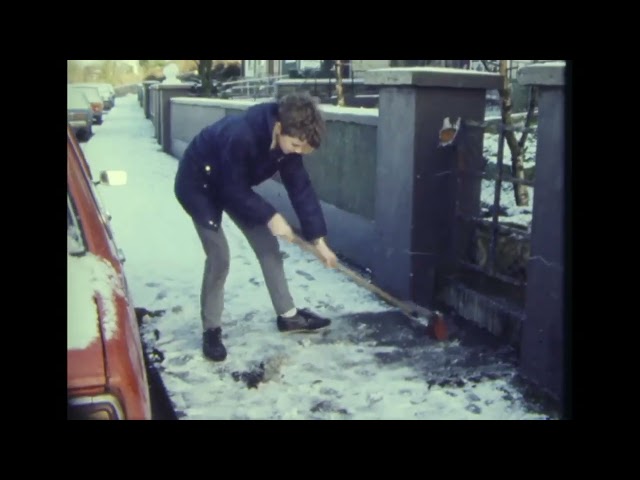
[67,89,90,108]
[69,85,102,102]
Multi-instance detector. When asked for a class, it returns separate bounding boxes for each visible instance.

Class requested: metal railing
[220,75,288,99]
[453,111,537,288]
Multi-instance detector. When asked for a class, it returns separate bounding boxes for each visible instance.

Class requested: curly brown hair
[277,92,325,149]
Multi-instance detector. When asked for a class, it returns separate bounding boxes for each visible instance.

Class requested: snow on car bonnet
[67,251,124,350]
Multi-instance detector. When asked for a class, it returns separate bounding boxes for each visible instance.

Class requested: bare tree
[387,60,536,206]
[497,60,533,206]
[477,60,535,206]
[98,60,118,84]
[196,60,213,97]
[335,60,345,106]
[138,60,170,81]
[67,60,83,83]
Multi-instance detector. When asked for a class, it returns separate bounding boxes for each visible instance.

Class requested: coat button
[208,220,217,228]
[203,183,208,188]
[205,165,212,173]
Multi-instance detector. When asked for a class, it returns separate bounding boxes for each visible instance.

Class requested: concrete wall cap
[364,67,503,90]
[518,62,566,86]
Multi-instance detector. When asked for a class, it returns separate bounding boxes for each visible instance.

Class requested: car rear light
[68,394,125,420]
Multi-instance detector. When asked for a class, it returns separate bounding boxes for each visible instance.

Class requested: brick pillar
[364,67,502,305]
[157,83,196,153]
[518,62,567,409]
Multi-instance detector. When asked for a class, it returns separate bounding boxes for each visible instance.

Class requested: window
[68,193,86,256]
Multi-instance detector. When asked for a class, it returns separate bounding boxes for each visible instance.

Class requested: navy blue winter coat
[174,101,327,242]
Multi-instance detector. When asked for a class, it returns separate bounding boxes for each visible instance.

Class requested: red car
[67,124,151,420]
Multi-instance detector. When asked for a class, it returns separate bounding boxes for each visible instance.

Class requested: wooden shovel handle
[291,235,416,316]
[290,234,448,340]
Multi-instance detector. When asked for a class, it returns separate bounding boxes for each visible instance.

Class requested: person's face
[278,134,314,155]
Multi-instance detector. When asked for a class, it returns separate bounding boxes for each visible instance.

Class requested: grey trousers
[193,214,295,331]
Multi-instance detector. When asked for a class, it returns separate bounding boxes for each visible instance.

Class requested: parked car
[72,82,116,110]
[68,84,104,124]
[67,88,94,142]
[67,124,151,420]
[105,83,116,107]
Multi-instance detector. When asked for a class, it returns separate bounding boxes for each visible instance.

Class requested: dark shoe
[277,308,331,333]
[203,327,227,361]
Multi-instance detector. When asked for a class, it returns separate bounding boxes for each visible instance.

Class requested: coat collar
[245,101,284,158]
[267,102,279,151]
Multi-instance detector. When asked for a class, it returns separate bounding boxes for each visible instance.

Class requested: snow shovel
[290,235,449,341]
